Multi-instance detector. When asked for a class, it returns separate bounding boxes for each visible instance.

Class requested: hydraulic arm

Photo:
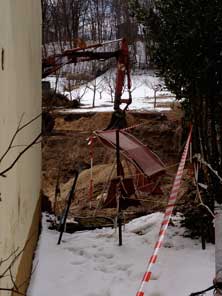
[42,38,132,128]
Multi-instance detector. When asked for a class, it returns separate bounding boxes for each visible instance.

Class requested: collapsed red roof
[95,130,165,178]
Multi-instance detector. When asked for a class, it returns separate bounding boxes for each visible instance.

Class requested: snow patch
[28,213,214,296]
[43,71,175,113]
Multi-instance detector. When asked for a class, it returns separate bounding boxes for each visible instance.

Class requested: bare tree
[42,0,89,54]
[61,72,91,103]
[143,78,164,108]
[103,71,116,102]
[87,73,105,108]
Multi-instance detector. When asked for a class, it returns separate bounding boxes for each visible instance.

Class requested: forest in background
[41,0,150,69]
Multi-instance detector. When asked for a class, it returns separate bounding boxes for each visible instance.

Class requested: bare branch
[0,288,25,295]
[0,233,37,296]
[0,247,19,266]
[0,248,25,279]
[9,266,19,292]
[0,233,36,296]
[0,113,41,165]
[11,140,42,149]
[0,133,41,178]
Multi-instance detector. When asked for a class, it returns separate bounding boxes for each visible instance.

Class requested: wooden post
[116,129,122,246]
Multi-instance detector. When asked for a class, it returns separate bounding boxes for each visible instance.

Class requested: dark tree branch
[11,140,42,149]
[0,248,19,266]
[9,266,19,292]
[0,288,25,295]
[0,133,41,178]
[0,234,36,295]
[0,113,41,165]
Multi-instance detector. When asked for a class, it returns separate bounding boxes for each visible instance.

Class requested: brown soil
[42,91,80,109]
[42,108,188,226]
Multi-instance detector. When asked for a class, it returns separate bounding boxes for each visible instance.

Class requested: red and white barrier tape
[136,126,193,296]
[123,122,145,132]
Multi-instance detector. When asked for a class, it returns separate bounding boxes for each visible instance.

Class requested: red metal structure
[95,129,165,177]
[95,129,166,196]
[42,38,132,122]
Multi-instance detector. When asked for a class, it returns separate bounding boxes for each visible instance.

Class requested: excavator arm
[42,38,132,127]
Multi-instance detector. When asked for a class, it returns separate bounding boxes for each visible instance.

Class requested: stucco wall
[0,1,41,294]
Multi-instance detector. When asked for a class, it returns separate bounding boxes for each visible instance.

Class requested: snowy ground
[36,71,215,296]
[28,213,214,296]
[43,71,176,113]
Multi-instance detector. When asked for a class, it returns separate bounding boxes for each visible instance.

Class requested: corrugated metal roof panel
[95,130,165,178]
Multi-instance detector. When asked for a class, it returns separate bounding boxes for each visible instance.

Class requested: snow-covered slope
[28,213,214,296]
[43,71,175,113]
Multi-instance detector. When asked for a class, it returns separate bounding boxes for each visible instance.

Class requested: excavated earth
[42,106,193,230]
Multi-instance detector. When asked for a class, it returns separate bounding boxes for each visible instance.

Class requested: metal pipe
[116,129,122,246]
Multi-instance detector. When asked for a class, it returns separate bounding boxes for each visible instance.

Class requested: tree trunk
[92,84,96,108]
[154,90,157,108]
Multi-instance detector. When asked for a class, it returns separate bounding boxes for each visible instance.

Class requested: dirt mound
[54,162,175,222]
[61,164,114,194]
[54,112,140,132]
[43,91,80,109]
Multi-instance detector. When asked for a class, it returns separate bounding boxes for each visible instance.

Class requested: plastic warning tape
[123,122,145,132]
[136,126,193,296]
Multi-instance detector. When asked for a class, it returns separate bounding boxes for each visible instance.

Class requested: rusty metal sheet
[95,130,165,177]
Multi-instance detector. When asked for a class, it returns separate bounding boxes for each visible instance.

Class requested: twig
[194,153,222,183]
[0,133,41,178]
[0,288,25,295]
[9,266,19,292]
[0,233,36,295]
[0,234,35,279]
[0,247,19,265]
[0,113,41,164]
[11,140,41,149]
[194,163,215,218]
[0,248,25,279]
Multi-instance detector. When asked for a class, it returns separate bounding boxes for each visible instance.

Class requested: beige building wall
[0,1,42,294]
